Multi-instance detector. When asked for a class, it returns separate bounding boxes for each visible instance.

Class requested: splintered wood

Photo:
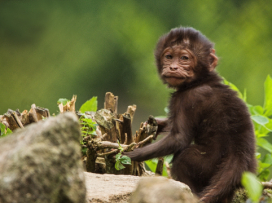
[0,95,76,132]
[58,95,77,113]
[104,92,118,114]
[87,92,158,176]
[0,105,50,131]
[0,92,159,177]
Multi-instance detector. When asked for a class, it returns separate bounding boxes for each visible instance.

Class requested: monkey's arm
[155,117,168,129]
[124,130,191,162]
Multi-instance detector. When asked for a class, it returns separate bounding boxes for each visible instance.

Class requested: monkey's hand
[154,117,170,140]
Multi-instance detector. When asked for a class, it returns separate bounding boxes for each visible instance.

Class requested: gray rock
[0,112,86,203]
[129,176,198,203]
[84,172,140,203]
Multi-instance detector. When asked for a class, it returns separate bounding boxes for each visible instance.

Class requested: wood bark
[155,157,164,176]
[104,92,118,114]
[0,105,51,131]
[89,92,158,176]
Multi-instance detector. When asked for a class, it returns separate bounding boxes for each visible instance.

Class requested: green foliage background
[0,0,271,130]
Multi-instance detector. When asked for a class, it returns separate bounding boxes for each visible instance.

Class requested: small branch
[262,182,272,189]
[165,162,172,178]
[134,116,157,147]
[101,133,108,140]
[124,142,137,151]
[97,142,137,157]
[114,119,123,123]
[97,149,118,157]
[135,135,153,147]
[88,131,153,161]
[90,141,127,149]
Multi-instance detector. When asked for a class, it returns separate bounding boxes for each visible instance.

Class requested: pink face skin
[161,45,196,87]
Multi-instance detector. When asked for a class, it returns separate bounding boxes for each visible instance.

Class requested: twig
[135,135,153,146]
[96,126,102,137]
[91,141,127,149]
[114,119,123,123]
[124,142,136,151]
[97,149,118,157]
[262,182,272,189]
[101,133,108,140]
[89,134,153,156]
[165,162,172,178]
[97,133,129,157]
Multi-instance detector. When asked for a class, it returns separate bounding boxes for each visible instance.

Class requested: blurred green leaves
[57,98,70,106]
[241,172,263,203]
[115,140,131,170]
[0,123,12,138]
[0,0,271,124]
[79,97,97,113]
[264,75,272,117]
[224,76,272,181]
[79,97,98,155]
[145,156,173,177]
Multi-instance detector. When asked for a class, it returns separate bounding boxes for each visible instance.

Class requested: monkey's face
[161,45,196,87]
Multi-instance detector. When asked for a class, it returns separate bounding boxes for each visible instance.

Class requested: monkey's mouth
[164,76,186,86]
[164,76,186,80]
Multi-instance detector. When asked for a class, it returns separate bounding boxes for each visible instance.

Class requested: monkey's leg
[171,145,217,195]
[199,154,245,203]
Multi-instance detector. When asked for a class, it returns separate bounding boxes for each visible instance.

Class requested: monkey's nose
[170,67,178,71]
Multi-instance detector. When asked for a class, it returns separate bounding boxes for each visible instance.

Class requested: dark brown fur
[125,27,256,203]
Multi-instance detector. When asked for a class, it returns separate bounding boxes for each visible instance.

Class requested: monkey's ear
[209,49,218,71]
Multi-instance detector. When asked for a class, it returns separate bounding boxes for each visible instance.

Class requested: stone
[0,112,85,203]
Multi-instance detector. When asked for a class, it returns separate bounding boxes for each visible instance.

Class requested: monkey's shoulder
[171,85,215,110]
[192,83,238,100]
[184,84,216,102]
[192,84,214,96]
[180,84,238,108]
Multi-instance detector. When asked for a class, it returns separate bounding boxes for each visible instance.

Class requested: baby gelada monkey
[125,27,256,203]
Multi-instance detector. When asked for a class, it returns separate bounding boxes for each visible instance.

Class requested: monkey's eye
[165,55,172,59]
[181,56,189,60]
